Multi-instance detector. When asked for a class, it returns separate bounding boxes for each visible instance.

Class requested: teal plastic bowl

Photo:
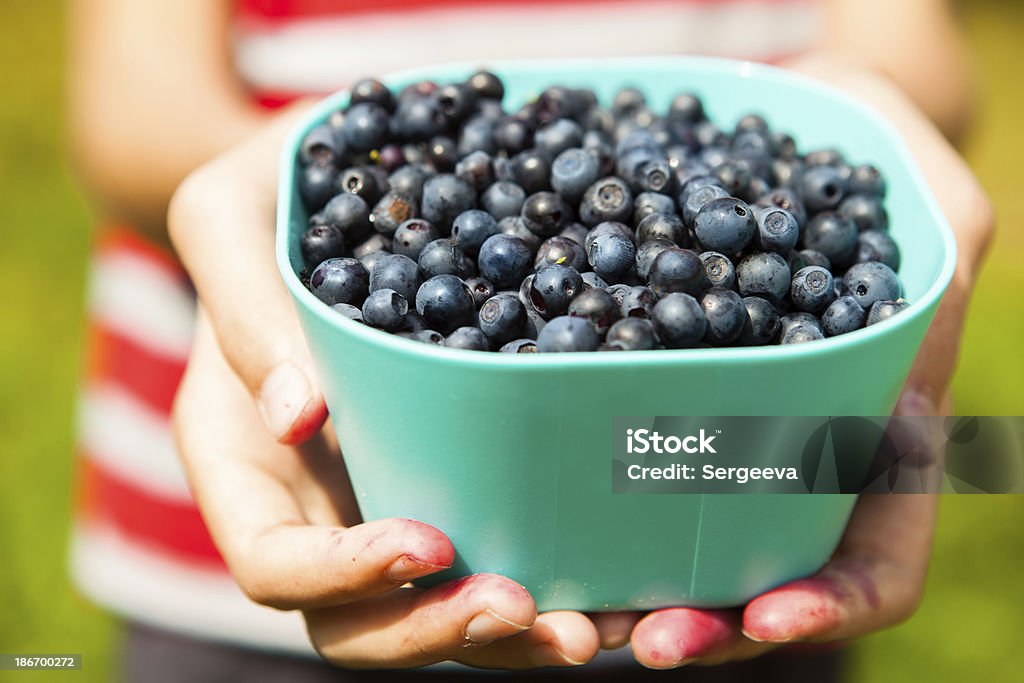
[277,57,956,611]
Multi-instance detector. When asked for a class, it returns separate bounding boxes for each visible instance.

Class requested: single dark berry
[620,286,659,319]
[802,212,858,268]
[392,219,439,260]
[310,257,369,306]
[465,276,496,308]
[798,249,831,271]
[322,193,372,240]
[736,252,791,303]
[414,274,475,334]
[342,102,390,152]
[331,303,363,323]
[581,271,609,290]
[634,192,677,225]
[529,264,584,319]
[444,326,490,351]
[535,236,587,272]
[301,224,346,267]
[420,174,476,232]
[781,324,824,345]
[361,288,409,331]
[567,288,620,336]
[839,194,889,232]
[790,266,837,314]
[699,251,737,290]
[390,95,446,142]
[336,166,385,206]
[299,161,339,212]
[636,212,685,246]
[388,164,429,201]
[738,296,781,345]
[454,150,494,191]
[780,312,823,339]
[579,176,633,226]
[369,253,421,301]
[588,232,636,282]
[426,136,458,172]
[451,209,499,256]
[856,229,901,271]
[478,234,533,288]
[370,191,417,235]
[848,164,886,197]
[537,315,600,352]
[636,239,676,281]
[535,119,584,159]
[478,292,528,346]
[350,78,395,112]
[521,191,568,237]
[651,293,707,348]
[681,183,730,228]
[842,261,903,309]
[798,165,847,213]
[821,296,866,337]
[756,187,808,228]
[352,234,391,260]
[694,197,756,254]
[866,299,910,326]
[648,248,707,297]
[551,148,601,202]
[754,207,800,255]
[700,287,745,346]
[418,238,470,279]
[605,317,658,351]
[481,181,527,220]
[507,149,551,194]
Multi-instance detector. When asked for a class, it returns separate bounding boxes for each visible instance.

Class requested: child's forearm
[67,0,273,241]
[818,0,975,142]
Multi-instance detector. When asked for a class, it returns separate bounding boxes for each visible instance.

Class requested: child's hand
[622,56,994,668]
[173,309,601,669]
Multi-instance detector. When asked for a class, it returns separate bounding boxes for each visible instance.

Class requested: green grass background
[0,1,1021,680]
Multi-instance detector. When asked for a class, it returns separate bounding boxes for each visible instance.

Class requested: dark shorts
[121,621,846,683]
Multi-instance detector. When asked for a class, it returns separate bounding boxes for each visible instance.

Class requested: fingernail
[385,555,450,584]
[529,643,588,667]
[258,362,314,439]
[895,389,936,417]
[464,609,530,645]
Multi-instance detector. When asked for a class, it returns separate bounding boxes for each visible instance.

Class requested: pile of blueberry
[297,71,907,353]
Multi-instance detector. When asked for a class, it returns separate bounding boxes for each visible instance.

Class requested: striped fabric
[72,0,822,652]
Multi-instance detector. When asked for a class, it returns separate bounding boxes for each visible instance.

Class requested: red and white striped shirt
[71,0,823,654]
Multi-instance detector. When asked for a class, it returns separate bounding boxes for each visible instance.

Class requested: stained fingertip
[278,395,329,445]
[631,609,736,669]
[743,578,844,642]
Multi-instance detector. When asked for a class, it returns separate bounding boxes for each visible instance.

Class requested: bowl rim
[276,55,957,368]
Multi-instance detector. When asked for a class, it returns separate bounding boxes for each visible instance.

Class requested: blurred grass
[0,1,1021,681]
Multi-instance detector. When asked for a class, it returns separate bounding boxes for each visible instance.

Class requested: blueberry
[426,136,457,172]
[856,229,901,270]
[802,212,858,267]
[848,164,886,197]
[636,212,685,246]
[331,303,363,323]
[454,150,494,191]
[370,191,417,235]
[551,148,600,202]
[400,329,445,345]
[498,216,542,252]
[842,261,903,309]
[699,251,737,290]
[781,324,824,345]
[735,113,770,135]
[780,311,824,339]
[798,165,847,213]
[804,148,845,167]
[756,187,807,228]
[521,191,569,237]
[464,276,495,308]
[392,219,439,260]
[421,174,475,232]
[560,222,590,247]
[418,238,470,279]
[537,315,600,352]
[694,197,756,254]
[507,149,551,194]
[361,288,409,331]
[636,159,674,195]
[301,224,346,267]
[342,102,390,152]
[754,207,800,255]
[444,326,490,351]
[499,338,538,353]
[584,221,633,253]
[493,117,532,155]
[581,271,609,290]
[680,183,730,228]
[711,160,752,198]
[579,176,633,226]
[465,70,504,101]
[388,164,429,201]
[370,253,421,301]
[350,78,395,112]
[535,119,584,159]
[588,232,636,282]
[648,248,707,296]
[357,249,389,275]
[336,166,385,206]
[478,234,533,288]
[300,124,343,167]
[616,147,659,188]
[605,317,658,351]
[798,249,831,271]
[771,158,805,188]
[738,296,780,345]
[535,236,587,272]
[377,144,406,172]
[434,83,477,126]
[821,296,866,336]
[731,130,771,157]
[310,257,369,306]
[636,239,676,281]
[700,287,745,346]
[524,306,547,339]
[476,292,527,346]
[352,234,391,260]
[651,293,707,349]
[529,264,584,319]
[790,266,837,314]
[694,120,727,148]
[668,93,705,122]
[451,209,499,255]
[771,131,797,159]
[415,274,475,334]
[736,252,791,303]
[475,181,523,221]
[299,162,338,212]
[620,286,659,319]
[839,194,889,232]
[391,95,445,142]
[634,191,677,225]
[567,288,620,336]
[867,299,910,326]
[322,193,372,240]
